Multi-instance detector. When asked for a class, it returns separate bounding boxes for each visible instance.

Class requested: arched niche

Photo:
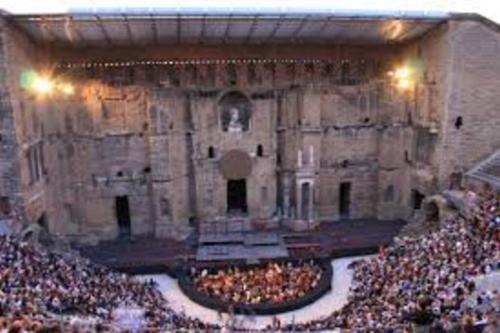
[159,197,171,218]
[218,90,252,132]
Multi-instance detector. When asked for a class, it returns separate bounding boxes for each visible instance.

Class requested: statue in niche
[227,107,243,132]
[219,91,251,132]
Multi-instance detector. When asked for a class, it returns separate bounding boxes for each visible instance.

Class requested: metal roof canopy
[7,9,450,48]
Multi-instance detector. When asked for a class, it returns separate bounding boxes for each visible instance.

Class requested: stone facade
[0,16,499,242]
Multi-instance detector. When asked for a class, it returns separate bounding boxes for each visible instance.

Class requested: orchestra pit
[0,6,499,332]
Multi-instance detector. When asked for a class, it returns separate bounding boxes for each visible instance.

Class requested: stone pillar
[296,181,302,220]
[308,182,314,222]
[0,24,26,233]
[283,175,290,218]
[309,145,314,166]
[297,149,303,168]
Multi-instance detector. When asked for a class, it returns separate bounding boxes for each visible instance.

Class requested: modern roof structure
[2,8,498,48]
[0,8,455,47]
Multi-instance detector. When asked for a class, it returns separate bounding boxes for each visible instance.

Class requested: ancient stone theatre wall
[0,17,499,242]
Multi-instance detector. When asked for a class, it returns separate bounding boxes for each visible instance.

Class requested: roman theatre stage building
[0,9,499,244]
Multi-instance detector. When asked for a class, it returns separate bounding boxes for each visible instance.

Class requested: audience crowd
[280,189,499,332]
[0,234,221,332]
[192,261,322,304]
[0,188,498,332]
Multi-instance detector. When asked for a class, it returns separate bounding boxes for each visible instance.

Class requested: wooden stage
[78,219,406,271]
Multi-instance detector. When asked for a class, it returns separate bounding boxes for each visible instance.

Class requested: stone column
[308,182,314,222]
[283,175,290,218]
[309,145,314,166]
[296,180,302,220]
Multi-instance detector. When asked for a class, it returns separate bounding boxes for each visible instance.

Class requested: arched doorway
[449,172,463,190]
[425,201,440,222]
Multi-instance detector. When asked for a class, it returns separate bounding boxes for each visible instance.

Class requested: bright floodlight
[32,77,54,95]
[59,83,75,95]
[397,78,412,90]
[394,67,411,79]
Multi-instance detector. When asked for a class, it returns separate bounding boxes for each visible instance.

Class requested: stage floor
[78,219,406,271]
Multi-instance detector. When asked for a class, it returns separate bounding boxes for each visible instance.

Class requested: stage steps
[198,233,245,244]
[198,231,280,246]
[244,232,280,245]
[196,219,289,261]
[196,244,289,262]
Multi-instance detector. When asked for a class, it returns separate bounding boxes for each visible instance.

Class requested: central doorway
[115,196,131,236]
[339,182,351,219]
[227,179,247,214]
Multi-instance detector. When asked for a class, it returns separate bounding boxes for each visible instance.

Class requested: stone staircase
[466,148,500,189]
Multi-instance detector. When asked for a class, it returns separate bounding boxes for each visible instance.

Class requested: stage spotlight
[394,66,411,80]
[397,78,412,90]
[58,83,75,95]
[31,77,54,95]
[20,70,38,89]
[390,65,415,92]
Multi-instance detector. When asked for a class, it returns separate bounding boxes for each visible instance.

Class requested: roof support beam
[392,21,420,42]
[177,14,181,44]
[122,15,134,45]
[39,17,60,43]
[68,16,88,47]
[245,15,259,44]
[317,15,335,36]
[95,15,112,46]
[222,14,233,44]
[198,14,206,44]
[150,15,159,45]
[265,15,285,43]
[319,16,345,42]
[290,15,310,42]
